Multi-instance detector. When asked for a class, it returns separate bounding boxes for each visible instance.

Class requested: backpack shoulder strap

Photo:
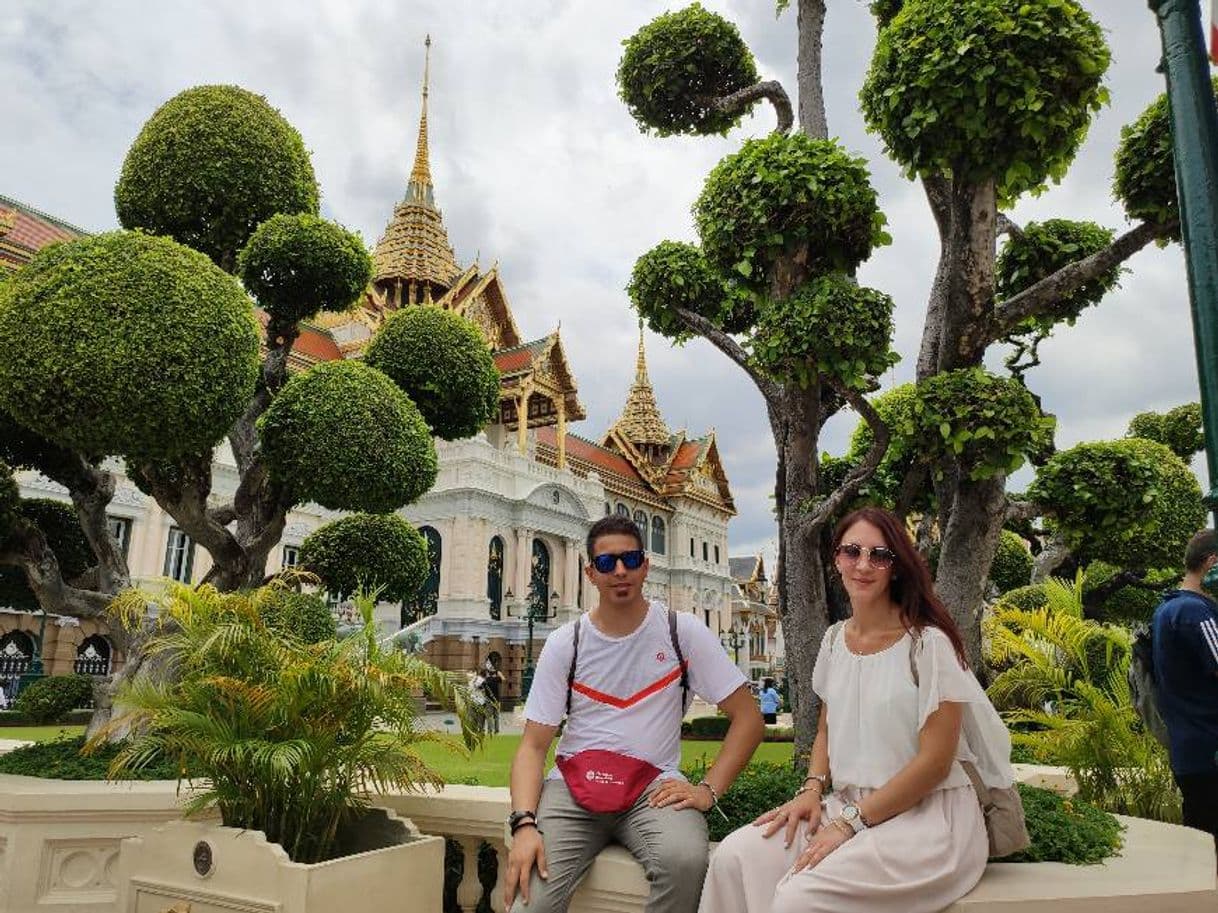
[565,617,581,716]
[668,608,690,711]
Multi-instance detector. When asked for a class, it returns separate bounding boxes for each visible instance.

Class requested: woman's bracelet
[795,772,829,797]
[698,780,730,822]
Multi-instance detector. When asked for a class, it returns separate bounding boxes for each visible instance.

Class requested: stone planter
[115,808,443,913]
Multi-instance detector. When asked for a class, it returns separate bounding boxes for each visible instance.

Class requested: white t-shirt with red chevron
[525,601,748,782]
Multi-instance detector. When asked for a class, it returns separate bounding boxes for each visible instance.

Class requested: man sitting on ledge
[505,515,763,913]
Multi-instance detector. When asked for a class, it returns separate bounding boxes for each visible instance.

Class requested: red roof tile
[536,427,642,483]
[294,327,343,362]
[495,349,533,373]
[670,441,701,470]
[0,197,86,269]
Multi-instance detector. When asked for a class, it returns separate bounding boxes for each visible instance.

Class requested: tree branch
[131,453,244,570]
[674,306,782,402]
[1004,499,1040,523]
[992,220,1174,341]
[0,519,113,618]
[996,212,1025,241]
[714,80,794,135]
[807,379,889,529]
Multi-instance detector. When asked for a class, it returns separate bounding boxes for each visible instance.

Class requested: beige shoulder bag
[908,630,1030,859]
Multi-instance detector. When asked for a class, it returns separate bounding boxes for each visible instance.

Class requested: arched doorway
[0,631,34,703]
[75,635,112,676]
[529,539,552,618]
[487,536,505,620]
[402,526,442,627]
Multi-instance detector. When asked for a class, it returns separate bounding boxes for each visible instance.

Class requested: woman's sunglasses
[834,543,898,569]
[591,550,646,573]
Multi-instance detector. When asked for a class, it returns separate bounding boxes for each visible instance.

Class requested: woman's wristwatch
[836,803,868,835]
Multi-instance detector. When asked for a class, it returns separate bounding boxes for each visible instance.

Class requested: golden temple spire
[407,35,434,206]
[372,35,460,302]
[612,322,672,450]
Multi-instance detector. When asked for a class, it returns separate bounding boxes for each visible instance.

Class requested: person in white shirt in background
[700,506,1015,913]
[505,514,763,913]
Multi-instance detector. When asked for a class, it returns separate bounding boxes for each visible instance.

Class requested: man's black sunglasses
[591,550,646,573]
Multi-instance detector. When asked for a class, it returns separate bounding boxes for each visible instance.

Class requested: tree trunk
[796,0,828,140]
[1031,536,1071,583]
[934,473,1007,672]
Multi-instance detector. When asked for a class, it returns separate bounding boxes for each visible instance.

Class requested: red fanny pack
[556,749,661,813]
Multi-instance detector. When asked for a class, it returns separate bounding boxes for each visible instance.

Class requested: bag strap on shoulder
[564,609,689,716]
[668,608,690,711]
[566,617,581,716]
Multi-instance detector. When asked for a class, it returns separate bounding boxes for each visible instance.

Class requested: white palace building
[0,60,740,701]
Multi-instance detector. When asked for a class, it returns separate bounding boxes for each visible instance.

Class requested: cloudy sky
[1,1,1194,561]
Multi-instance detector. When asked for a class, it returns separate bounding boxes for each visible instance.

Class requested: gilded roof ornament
[372,34,460,295]
[611,323,671,447]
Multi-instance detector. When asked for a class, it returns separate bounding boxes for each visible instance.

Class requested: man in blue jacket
[1152,529,1218,850]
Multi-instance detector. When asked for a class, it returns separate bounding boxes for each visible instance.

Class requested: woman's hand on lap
[791,821,851,872]
[752,791,821,846]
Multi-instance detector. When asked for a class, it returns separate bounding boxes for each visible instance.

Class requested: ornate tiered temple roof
[371,36,461,304]
[609,326,672,448]
[0,194,85,272]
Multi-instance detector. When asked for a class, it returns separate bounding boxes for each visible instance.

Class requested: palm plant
[986,573,1180,823]
[89,581,482,863]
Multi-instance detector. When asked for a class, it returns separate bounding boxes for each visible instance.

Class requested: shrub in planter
[1008,784,1123,864]
[93,583,482,863]
[0,734,186,780]
[14,674,95,723]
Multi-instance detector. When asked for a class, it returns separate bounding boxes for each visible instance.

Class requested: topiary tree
[1027,437,1204,593]
[300,514,430,604]
[990,530,1033,594]
[115,85,319,272]
[363,306,501,441]
[259,360,438,513]
[620,0,1178,757]
[1127,402,1204,462]
[1113,78,1218,243]
[627,241,751,341]
[0,83,500,736]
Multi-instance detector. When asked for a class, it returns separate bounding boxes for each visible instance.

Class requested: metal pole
[1149,0,1218,543]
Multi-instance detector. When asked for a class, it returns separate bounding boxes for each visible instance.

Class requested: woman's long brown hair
[831,506,968,666]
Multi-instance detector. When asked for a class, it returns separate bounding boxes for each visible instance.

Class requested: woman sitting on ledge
[699,507,1015,913]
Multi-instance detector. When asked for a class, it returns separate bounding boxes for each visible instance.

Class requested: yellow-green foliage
[93,583,483,863]
[985,575,1180,823]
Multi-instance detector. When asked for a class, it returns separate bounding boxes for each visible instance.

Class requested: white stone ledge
[0,776,1211,913]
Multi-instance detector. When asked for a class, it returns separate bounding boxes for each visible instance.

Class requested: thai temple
[0,40,744,703]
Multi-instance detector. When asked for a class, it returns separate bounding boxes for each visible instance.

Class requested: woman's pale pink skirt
[699,785,987,913]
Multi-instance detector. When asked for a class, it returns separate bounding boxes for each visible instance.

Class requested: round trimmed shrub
[991,530,1033,593]
[870,0,903,25]
[363,306,500,442]
[627,241,752,340]
[1031,438,1204,570]
[996,220,1120,335]
[996,584,1049,612]
[751,274,896,389]
[1113,80,1218,242]
[0,411,76,480]
[0,232,260,461]
[115,85,318,269]
[14,674,95,724]
[912,368,1051,480]
[695,134,888,294]
[845,383,925,510]
[259,588,336,644]
[300,513,429,603]
[237,214,372,327]
[258,360,437,512]
[617,4,759,137]
[1127,403,1204,461]
[1082,561,1178,625]
[861,0,1109,201]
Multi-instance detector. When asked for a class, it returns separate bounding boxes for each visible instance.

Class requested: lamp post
[509,586,559,699]
[721,622,746,668]
[1148,0,1218,555]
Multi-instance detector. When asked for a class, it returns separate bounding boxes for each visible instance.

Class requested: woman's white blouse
[811,623,1015,791]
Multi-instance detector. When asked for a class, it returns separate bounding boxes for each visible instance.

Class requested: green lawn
[0,725,86,742]
[414,735,794,787]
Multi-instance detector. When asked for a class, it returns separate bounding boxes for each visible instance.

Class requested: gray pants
[510,777,709,913]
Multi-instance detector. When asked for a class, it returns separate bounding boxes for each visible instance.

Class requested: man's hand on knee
[505,826,548,908]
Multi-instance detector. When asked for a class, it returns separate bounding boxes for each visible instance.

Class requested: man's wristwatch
[507,810,538,835]
[838,803,868,834]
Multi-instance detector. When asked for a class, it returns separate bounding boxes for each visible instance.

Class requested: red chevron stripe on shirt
[572,663,688,709]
